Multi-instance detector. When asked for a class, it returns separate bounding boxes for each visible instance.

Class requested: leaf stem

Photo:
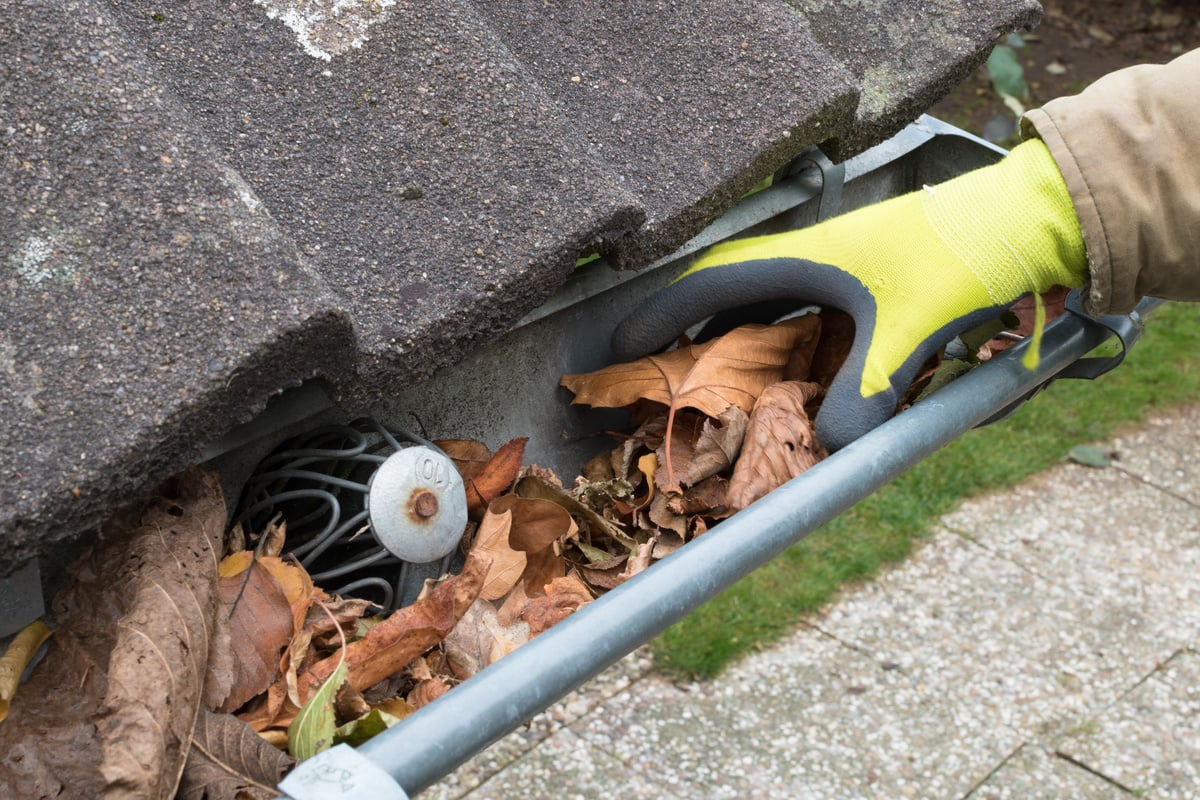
[664,403,678,490]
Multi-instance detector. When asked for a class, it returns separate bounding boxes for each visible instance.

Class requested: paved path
[426,403,1200,799]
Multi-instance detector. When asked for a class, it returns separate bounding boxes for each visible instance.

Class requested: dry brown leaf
[443,599,530,680]
[435,438,493,485]
[648,492,688,539]
[0,620,51,723]
[305,597,375,650]
[334,682,372,725]
[669,474,731,517]
[515,475,639,552]
[561,316,820,418]
[218,556,298,713]
[654,405,747,493]
[407,677,452,709]
[564,317,818,491]
[519,574,595,636]
[372,697,416,722]
[619,541,655,584]
[579,556,630,591]
[299,551,489,700]
[494,580,532,628]
[0,468,229,800]
[464,438,528,520]
[489,495,578,553]
[808,310,855,387]
[728,382,829,510]
[517,463,564,487]
[177,710,293,800]
[254,517,287,559]
[519,547,567,597]
[651,530,686,559]
[472,509,524,601]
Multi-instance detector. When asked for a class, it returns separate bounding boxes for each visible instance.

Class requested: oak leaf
[561,316,820,418]
[728,381,829,510]
[562,316,818,489]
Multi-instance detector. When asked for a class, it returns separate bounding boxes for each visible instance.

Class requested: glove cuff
[924,138,1088,304]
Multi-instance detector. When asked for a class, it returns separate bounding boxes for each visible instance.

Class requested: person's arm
[1023,47,1200,316]
[613,50,1200,450]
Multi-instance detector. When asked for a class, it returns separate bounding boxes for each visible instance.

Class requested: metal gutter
[350,296,1159,796]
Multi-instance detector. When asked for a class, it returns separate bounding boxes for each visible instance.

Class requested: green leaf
[1067,445,1112,469]
[987,45,1029,101]
[332,709,402,748]
[287,660,348,761]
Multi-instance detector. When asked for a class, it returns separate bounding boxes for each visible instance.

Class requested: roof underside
[0,0,1041,575]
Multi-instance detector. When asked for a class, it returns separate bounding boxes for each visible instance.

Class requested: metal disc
[366,446,468,564]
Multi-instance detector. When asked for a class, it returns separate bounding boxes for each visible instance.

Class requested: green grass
[653,302,1200,679]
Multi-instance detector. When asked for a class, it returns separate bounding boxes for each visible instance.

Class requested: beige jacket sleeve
[1021,47,1200,316]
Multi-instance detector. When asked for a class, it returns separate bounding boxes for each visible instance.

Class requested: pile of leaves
[0,303,1061,798]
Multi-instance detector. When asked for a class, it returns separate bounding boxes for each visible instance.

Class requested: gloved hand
[612,139,1089,451]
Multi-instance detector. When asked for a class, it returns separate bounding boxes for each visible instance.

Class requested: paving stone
[571,631,1020,799]
[808,527,1190,741]
[788,0,1043,159]
[966,743,1126,799]
[1056,650,1200,799]
[940,461,1200,657]
[430,649,653,799]
[423,727,699,800]
[479,0,858,268]
[1108,402,1200,504]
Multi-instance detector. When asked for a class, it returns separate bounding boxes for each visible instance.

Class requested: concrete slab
[1055,649,1200,798]
[808,523,1196,742]
[430,649,653,799]
[1108,402,1200,504]
[568,630,1020,799]
[429,727,699,800]
[941,462,1200,658]
[966,743,1126,799]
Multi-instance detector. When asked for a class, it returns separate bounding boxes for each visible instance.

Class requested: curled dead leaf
[518,574,595,636]
[654,405,747,494]
[464,438,528,520]
[299,551,489,701]
[0,468,230,800]
[728,381,828,510]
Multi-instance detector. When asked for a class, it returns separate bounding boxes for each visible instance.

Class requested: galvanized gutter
[347,296,1157,796]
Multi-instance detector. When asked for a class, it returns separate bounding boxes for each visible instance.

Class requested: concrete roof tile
[478,0,859,268]
[1,0,1039,572]
[790,0,1043,159]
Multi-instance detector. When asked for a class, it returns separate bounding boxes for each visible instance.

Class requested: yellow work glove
[612,139,1088,450]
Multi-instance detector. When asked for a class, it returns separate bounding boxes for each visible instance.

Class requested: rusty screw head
[411,490,439,519]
